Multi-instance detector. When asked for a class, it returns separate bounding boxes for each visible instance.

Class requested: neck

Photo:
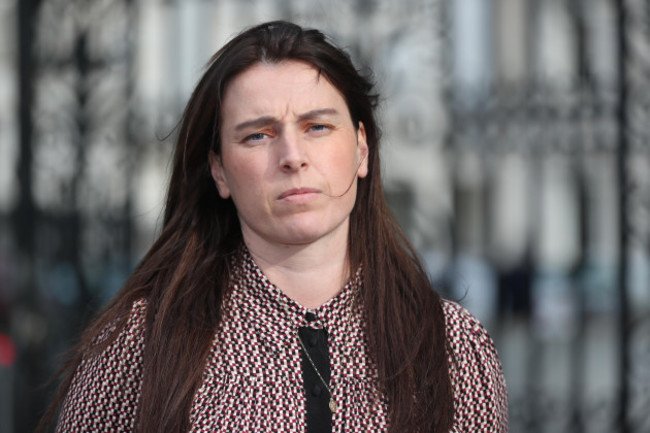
[244,234,350,310]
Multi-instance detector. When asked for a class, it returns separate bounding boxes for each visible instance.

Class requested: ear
[356,122,369,179]
[208,150,231,199]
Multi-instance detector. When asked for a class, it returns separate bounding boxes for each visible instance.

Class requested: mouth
[277,187,321,200]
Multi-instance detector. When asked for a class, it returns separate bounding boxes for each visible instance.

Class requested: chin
[274,220,347,246]
[275,229,330,246]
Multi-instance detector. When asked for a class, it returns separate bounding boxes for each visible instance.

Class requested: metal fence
[0,0,648,432]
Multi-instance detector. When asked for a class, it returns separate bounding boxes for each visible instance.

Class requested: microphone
[322,153,367,198]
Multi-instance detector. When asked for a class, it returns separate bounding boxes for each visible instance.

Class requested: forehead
[220,60,350,121]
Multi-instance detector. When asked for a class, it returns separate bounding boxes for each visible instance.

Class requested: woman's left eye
[308,124,330,133]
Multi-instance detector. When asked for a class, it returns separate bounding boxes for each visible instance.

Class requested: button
[308,335,318,347]
[312,384,322,396]
[305,312,317,322]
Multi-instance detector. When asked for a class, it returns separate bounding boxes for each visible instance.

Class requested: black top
[298,321,332,433]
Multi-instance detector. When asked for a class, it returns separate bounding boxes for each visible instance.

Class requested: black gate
[2,0,648,432]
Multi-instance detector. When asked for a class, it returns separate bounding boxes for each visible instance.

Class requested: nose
[278,130,308,172]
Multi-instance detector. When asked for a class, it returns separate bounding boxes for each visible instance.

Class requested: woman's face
[209,60,368,250]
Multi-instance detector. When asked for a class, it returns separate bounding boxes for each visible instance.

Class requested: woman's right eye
[244,133,268,142]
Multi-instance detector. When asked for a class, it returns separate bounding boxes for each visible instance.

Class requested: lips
[277,187,321,200]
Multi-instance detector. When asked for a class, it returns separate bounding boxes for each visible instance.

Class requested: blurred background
[0,0,649,431]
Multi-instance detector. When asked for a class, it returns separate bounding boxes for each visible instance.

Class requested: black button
[305,312,317,322]
[308,335,318,347]
[312,384,322,396]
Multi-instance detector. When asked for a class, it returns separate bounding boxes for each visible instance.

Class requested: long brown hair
[41,21,453,432]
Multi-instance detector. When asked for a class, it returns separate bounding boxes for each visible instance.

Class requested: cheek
[330,147,360,178]
[226,165,266,204]
[221,152,254,189]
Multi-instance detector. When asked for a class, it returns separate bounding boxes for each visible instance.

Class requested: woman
[43,21,507,432]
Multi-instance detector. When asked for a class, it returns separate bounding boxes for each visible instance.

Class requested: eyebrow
[234,108,341,131]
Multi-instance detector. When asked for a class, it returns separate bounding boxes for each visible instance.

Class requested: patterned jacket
[57,251,508,432]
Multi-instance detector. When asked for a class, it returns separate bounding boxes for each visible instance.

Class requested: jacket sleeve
[444,300,509,433]
[56,300,147,433]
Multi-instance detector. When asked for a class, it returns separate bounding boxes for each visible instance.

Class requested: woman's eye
[308,124,330,133]
[245,133,268,142]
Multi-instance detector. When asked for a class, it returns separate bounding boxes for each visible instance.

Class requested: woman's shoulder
[91,298,148,346]
[56,299,148,432]
[74,295,148,376]
[441,299,509,432]
[441,300,493,347]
